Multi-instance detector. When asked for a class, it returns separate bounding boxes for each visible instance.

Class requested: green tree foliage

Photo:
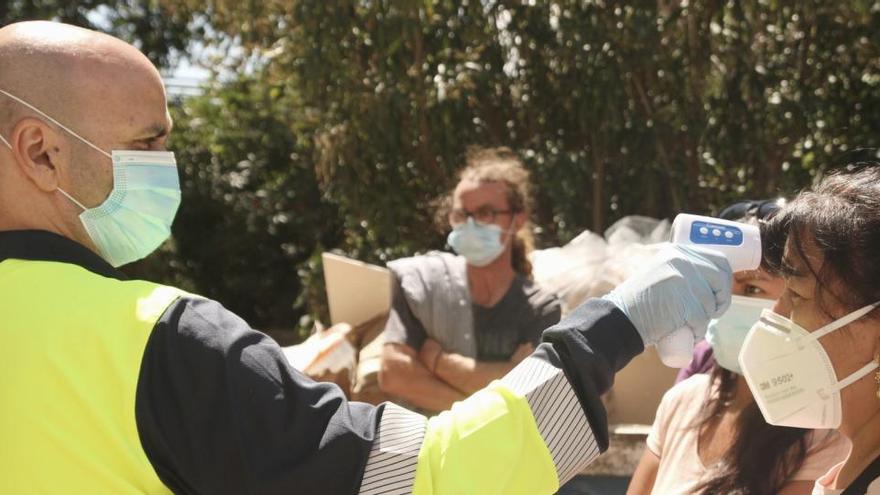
[175,1,880,235]
[5,2,880,332]
[0,0,193,66]
[157,0,880,330]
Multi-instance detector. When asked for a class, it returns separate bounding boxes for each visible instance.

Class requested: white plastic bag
[531,216,670,313]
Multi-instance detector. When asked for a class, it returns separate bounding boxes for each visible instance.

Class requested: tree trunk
[591,136,606,233]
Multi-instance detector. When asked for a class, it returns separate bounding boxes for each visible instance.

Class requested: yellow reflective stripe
[412,381,559,495]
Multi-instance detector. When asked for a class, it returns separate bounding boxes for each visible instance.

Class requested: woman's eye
[745,285,765,296]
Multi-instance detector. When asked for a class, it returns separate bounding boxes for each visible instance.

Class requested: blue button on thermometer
[689,220,744,247]
[656,214,763,368]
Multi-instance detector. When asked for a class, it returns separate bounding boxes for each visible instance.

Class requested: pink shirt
[811,461,880,494]
[647,374,850,494]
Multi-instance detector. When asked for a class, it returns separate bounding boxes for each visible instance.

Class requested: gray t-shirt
[384,273,562,361]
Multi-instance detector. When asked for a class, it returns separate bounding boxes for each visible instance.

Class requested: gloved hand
[602,244,733,347]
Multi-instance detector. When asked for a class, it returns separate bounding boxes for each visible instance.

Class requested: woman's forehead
[734,268,780,283]
[782,233,824,279]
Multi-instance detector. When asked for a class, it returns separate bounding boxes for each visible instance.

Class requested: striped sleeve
[357,299,644,494]
[500,356,599,485]
[359,355,599,494]
[359,403,427,495]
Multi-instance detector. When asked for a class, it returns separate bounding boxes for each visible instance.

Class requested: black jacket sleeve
[135,296,381,495]
[136,296,643,494]
[540,298,645,452]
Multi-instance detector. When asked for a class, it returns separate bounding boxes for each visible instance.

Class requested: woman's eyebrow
[779,256,805,277]
[734,268,771,279]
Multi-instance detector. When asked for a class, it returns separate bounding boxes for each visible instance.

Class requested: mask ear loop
[811,303,880,399]
[56,187,88,212]
[0,133,11,149]
[795,302,880,349]
[822,360,880,398]
[0,89,116,213]
[0,88,111,159]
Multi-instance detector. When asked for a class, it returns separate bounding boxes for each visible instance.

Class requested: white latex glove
[602,244,733,347]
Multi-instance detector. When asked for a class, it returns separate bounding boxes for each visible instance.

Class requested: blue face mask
[705,294,775,374]
[0,89,181,268]
[447,217,514,267]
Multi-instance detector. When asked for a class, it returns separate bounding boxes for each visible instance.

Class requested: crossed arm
[378,340,533,410]
[379,343,466,411]
[424,339,533,394]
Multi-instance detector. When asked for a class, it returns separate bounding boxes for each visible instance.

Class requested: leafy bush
[7,1,880,335]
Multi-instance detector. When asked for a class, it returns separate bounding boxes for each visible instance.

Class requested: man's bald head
[0,21,173,254]
[0,21,166,141]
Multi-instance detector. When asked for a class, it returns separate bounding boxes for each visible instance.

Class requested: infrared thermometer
[656,213,762,368]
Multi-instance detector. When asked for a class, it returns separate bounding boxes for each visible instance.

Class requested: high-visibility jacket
[0,230,644,494]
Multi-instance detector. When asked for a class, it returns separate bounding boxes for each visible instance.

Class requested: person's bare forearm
[379,344,466,411]
[626,449,660,495]
[433,352,516,395]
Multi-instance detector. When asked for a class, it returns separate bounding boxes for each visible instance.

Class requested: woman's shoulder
[659,373,713,413]
[647,373,711,461]
[669,372,712,396]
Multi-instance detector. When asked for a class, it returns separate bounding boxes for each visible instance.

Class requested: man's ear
[9,117,68,193]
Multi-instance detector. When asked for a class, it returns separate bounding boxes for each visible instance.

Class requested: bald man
[0,21,732,495]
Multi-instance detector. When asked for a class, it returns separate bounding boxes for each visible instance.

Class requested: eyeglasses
[718,198,785,222]
[450,206,515,226]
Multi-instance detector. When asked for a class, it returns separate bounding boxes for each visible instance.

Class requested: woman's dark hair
[762,165,880,317]
[695,168,880,492]
[693,366,811,494]
[693,197,812,494]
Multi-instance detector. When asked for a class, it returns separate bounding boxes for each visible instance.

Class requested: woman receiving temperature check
[627,199,849,495]
[630,166,880,495]
[740,166,880,494]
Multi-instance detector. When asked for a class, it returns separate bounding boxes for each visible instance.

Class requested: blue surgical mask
[705,294,775,374]
[0,89,181,267]
[447,217,513,267]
